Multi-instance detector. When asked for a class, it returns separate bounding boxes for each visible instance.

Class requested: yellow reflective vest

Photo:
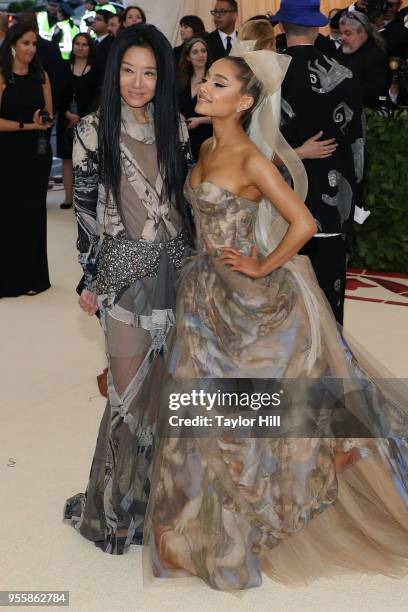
[37,11,56,41]
[95,3,117,14]
[53,19,79,60]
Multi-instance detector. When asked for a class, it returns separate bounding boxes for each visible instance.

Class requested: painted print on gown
[142,178,408,591]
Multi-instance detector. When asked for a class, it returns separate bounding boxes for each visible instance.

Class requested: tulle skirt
[142,250,408,591]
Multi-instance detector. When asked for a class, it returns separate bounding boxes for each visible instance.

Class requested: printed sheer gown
[63,103,191,553]
[142,177,408,591]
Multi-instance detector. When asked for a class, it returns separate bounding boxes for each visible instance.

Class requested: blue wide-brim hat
[270,0,329,27]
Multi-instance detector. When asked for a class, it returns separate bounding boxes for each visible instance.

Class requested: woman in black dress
[178,37,212,161]
[0,23,53,298]
[57,32,98,209]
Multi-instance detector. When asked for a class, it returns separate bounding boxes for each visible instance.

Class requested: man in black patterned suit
[272,0,365,325]
[205,0,238,62]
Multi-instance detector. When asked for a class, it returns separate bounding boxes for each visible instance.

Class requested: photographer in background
[337,11,391,107]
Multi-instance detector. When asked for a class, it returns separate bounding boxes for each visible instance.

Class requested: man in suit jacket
[272,0,365,325]
[91,9,114,85]
[205,0,238,62]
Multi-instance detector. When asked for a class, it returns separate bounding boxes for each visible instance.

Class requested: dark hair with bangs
[98,24,189,228]
[179,15,206,35]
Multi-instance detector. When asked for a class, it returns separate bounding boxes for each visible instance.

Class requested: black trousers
[299,235,347,326]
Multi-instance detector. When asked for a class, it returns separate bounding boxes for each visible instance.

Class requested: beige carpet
[1,191,407,612]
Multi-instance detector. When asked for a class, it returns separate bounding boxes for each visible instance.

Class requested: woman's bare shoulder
[243,143,276,177]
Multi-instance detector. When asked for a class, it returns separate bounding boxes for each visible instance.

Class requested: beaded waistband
[96,230,188,296]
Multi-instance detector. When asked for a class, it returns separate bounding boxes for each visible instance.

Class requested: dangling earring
[11,47,16,59]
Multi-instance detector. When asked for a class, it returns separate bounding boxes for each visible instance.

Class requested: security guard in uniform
[36,1,60,41]
[95,0,118,16]
[80,0,97,36]
[52,2,79,60]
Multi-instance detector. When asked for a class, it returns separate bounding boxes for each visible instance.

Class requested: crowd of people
[1,0,408,593]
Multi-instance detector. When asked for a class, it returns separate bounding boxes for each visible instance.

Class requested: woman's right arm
[73,115,101,308]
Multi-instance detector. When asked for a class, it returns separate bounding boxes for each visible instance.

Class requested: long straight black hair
[98,24,190,230]
[0,23,45,83]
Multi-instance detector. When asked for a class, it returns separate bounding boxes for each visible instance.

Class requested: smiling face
[13,30,37,66]
[195,58,254,120]
[120,45,157,110]
[124,8,144,27]
[73,35,90,60]
[187,41,208,71]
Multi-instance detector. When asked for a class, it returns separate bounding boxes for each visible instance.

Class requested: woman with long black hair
[63,24,192,553]
[0,23,53,297]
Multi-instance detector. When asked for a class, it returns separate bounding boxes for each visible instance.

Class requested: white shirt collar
[218,30,237,49]
[96,33,109,43]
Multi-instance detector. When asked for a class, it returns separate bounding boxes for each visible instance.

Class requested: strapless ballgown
[142,178,408,591]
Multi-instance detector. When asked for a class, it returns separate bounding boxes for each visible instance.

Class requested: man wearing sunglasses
[205,0,238,62]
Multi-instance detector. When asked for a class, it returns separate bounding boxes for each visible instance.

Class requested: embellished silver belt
[96,231,188,295]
